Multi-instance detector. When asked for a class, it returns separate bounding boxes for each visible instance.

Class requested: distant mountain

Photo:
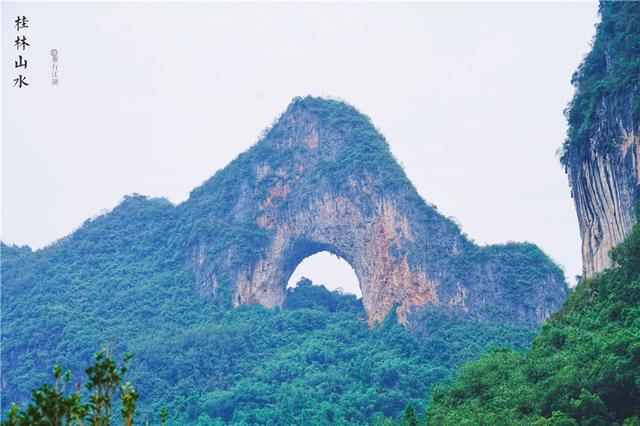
[3,96,567,326]
[176,96,568,326]
[1,96,568,423]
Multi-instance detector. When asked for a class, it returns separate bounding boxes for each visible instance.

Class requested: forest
[1,259,536,425]
[6,218,639,425]
[422,219,640,425]
[3,1,639,425]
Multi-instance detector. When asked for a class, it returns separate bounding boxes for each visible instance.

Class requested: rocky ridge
[182,96,568,325]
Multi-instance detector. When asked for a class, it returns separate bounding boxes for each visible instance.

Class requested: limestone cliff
[562,2,640,277]
[182,96,568,325]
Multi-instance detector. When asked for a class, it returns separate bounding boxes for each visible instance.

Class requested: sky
[2,1,599,296]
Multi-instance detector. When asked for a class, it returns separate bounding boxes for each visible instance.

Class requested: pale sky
[2,2,599,296]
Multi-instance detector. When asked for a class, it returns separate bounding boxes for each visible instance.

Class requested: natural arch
[233,195,440,325]
[189,96,568,328]
[287,251,361,297]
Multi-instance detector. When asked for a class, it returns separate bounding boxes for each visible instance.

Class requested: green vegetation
[294,97,411,194]
[1,210,537,425]
[561,1,640,164]
[172,96,420,306]
[283,277,363,314]
[443,241,567,325]
[422,221,640,425]
[2,352,144,426]
[1,95,566,424]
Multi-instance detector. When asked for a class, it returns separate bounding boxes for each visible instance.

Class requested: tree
[2,351,144,426]
[160,407,169,426]
[402,404,419,426]
[1,365,86,426]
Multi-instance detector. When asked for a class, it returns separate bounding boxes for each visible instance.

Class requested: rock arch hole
[286,251,362,298]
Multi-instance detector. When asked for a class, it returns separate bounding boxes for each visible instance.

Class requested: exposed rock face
[184,96,568,325]
[567,128,639,277]
[562,2,640,277]
[238,196,439,325]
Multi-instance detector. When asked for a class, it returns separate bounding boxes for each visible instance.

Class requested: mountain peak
[283,95,364,119]
[181,97,568,325]
[258,96,383,153]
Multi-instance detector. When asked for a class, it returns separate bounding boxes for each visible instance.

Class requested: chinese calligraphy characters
[13,16,30,88]
[14,15,28,31]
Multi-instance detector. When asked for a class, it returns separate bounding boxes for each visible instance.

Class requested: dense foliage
[0,197,538,424]
[561,1,640,163]
[442,241,566,325]
[2,95,565,424]
[423,221,640,425]
[283,277,363,314]
[2,352,142,426]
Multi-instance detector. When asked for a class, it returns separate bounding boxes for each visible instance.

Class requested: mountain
[1,262,538,424]
[426,220,640,425]
[1,97,568,423]
[3,96,567,327]
[424,3,640,424]
[561,1,640,277]
[176,96,567,326]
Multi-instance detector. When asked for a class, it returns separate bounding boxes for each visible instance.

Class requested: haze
[2,2,599,295]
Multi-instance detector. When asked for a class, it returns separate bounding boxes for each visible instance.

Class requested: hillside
[424,3,640,424]
[2,264,538,424]
[425,220,640,425]
[1,97,569,424]
[177,96,567,325]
